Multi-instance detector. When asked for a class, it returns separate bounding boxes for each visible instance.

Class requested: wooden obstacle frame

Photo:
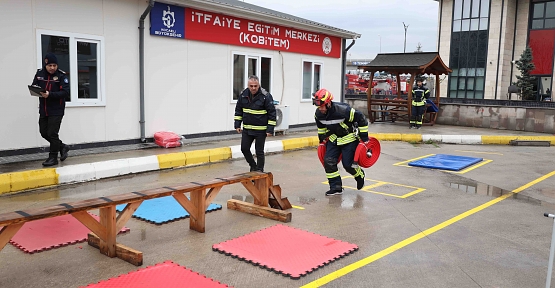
[358,52,452,126]
[0,172,291,266]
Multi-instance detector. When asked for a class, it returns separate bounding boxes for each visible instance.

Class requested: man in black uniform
[234,75,276,172]
[410,78,430,129]
[313,88,369,196]
[31,53,70,166]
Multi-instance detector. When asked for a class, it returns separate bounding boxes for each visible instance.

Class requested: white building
[0,0,359,153]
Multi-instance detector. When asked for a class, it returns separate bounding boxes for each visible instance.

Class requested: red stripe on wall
[529,29,555,75]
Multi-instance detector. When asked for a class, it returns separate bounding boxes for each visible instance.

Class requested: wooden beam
[189,189,206,233]
[367,72,375,122]
[240,181,262,203]
[99,206,117,257]
[87,233,143,266]
[396,74,402,98]
[408,73,416,119]
[205,186,222,210]
[254,177,269,207]
[227,199,291,223]
[269,185,292,210]
[172,192,198,220]
[0,223,23,251]
[72,211,107,241]
[116,201,142,232]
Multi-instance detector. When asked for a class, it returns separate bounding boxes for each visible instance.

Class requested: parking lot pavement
[1,140,555,287]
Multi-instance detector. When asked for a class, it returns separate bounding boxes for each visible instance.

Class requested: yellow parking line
[449,159,493,174]
[300,170,555,288]
[393,154,435,166]
[292,205,305,210]
[456,150,504,156]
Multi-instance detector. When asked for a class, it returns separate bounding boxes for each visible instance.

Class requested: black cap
[44,53,58,65]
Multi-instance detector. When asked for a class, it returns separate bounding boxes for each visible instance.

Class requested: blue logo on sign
[150,3,184,39]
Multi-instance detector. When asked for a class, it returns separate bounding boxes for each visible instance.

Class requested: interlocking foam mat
[408,154,483,171]
[5,214,130,254]
[116,196,222,225]
[83,261,231,287]
[212,224,358,279]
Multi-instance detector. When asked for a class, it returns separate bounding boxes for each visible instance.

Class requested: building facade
[437,0,555,101]
[0,0,359,152]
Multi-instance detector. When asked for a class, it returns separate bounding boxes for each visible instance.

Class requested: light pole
[403,22,409,53]
[378,34,381,53]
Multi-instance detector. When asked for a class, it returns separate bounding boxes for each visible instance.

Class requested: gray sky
[246,0,439,59]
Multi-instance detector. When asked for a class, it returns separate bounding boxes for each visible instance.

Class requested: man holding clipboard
[31,53,70,166]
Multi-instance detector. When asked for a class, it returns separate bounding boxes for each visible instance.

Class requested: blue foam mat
[116,196,222,225]
[408,154,483,171]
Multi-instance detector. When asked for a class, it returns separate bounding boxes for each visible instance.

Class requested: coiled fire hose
[318,137,380,168]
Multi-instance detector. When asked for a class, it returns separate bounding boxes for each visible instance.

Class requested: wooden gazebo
[358,52,452,125]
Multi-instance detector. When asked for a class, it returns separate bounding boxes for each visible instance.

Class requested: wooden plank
[116,201,143,232]
[0,223,23,251]
[205,186,222,210]
[227,199,291,223]
[269,185,292,210]
[254,177,269,207]
[172,192,198,220]
[87,233,143,266]
[71,211,107,241]
[189,189,206,233]
[99,206,117,257]
[240,181,262,203]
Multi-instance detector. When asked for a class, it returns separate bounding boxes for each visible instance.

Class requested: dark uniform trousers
[241,130,267,171]
[39,115,63,153]
[324,140,359,190]
[410,105,426,127]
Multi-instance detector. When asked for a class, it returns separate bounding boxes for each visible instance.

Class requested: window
[452,0,489,32]
[531,1,555,29]
[449,1,489,99]
[231,52,272,101]
[301,60,322,101]
[37,30,105,106]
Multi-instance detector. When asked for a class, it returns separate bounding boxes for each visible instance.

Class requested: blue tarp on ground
[408,154,483,171]
[426,99,438,112]
[116,196,222,225]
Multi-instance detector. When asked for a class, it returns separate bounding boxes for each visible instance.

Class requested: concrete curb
[1,134,554,195]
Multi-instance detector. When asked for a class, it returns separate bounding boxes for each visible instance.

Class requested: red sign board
[529,29,555,75]
[184,8,342,58]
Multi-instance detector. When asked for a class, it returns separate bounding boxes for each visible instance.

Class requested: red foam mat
[84,261,231,288]
[212,224,358,279]
[5,214,130,254]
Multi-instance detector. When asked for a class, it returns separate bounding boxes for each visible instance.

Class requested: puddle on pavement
[1,190,60,202]
[328,194,365,209]
[446,181,555,208]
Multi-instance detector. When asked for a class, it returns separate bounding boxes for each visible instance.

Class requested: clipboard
[28,85,46,97]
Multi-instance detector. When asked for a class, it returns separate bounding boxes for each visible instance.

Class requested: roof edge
[162,0,361,39]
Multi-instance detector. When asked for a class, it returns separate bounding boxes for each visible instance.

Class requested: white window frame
[36,29,106,107]
[231,51,273,103]
[301,59,323,102]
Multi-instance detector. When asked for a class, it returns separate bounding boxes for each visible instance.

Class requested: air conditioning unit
[274,105,290,135]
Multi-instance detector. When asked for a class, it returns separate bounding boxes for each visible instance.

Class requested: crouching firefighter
[313,88,369,196]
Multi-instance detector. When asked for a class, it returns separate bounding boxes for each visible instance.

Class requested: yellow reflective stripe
[340,122,349,130]
[242,108,267,115]
[321,91,330,102]
[234,116,242,120]
[318,128,327,134]
[354,167,363,178]
[329,135,338,142]
[243,125,267,130]
[358,126,368,133]
[268,120,276,126]
[336,133,357,145]
[349,108,355,122]
[326,171,341,179]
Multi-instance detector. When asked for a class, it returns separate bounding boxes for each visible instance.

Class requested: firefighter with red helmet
[313,89,369,196]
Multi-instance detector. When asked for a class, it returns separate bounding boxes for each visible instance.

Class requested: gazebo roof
[358,52,452,75]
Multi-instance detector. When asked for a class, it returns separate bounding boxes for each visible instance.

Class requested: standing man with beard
[234,75,276,172]
[31,53,70,166]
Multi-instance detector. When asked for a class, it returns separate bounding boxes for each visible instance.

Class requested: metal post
[545,212,555,288]
[403,22,409,53]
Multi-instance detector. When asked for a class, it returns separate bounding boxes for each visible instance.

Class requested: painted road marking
[322,176,426,199]
[292,205,305,210]
[301,170,555,288]
[393,154,493,174]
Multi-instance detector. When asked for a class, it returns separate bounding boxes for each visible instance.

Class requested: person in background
[409,78,430,129]
[234,75,276,172]
[31,53,70,166]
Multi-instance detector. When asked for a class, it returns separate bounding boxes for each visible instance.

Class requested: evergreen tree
[513,46,536,100]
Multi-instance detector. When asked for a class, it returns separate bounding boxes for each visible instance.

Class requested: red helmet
[312,89,334,106]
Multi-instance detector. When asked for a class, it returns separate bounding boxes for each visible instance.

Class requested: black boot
[356,170,366,190]
[42,153,58,167]
[60,144,70,161]
[249,164,257,172]
[325,188,343,196]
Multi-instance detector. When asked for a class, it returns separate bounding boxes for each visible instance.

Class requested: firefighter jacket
[315,102,369,145]
[31,68,70,117]
[411,85,430,107]
[234,88,277,134]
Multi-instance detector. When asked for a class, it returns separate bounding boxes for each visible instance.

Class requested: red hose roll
[318,138,380,168]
